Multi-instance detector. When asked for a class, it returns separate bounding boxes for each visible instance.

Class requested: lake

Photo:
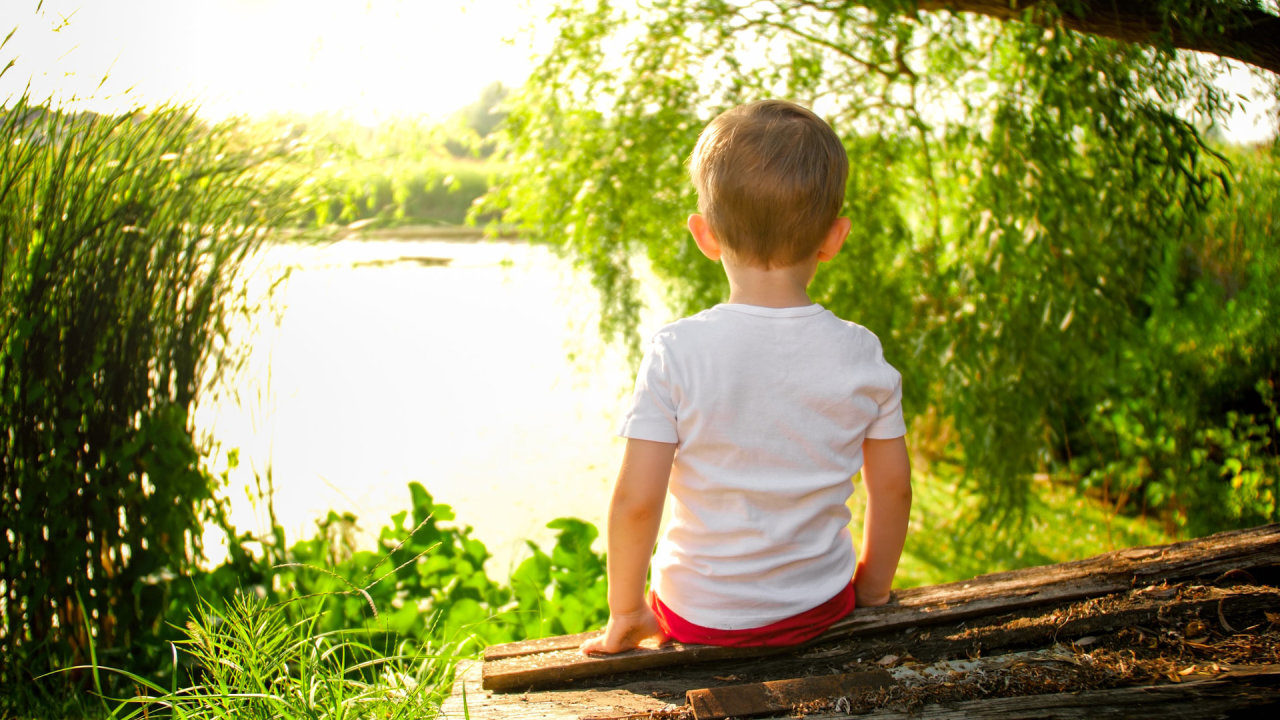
[194,234,662,578]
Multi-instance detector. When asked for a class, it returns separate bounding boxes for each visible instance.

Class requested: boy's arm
[580,438,676,655]
[853,436,912,606]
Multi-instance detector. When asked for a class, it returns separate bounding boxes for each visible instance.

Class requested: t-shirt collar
[714,303,826,318]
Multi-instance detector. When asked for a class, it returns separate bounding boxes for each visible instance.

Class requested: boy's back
[621,303,905,629]
[581,99,911,655]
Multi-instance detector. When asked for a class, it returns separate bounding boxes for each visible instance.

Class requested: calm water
[194,236,658,577]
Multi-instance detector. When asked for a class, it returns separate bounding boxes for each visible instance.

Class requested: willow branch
[916,0,1280,74]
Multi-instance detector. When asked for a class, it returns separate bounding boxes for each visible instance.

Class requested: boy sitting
[582,100,912,654]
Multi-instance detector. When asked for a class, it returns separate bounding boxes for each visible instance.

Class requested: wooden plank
[481,523,1280,691]
[440,660,679,720]
[482,641,796,693]
[852,666,1280,720]
[483,630,599,661]
[686,670,894,720]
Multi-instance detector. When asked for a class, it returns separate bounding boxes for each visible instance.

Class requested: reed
[0,72,294,695]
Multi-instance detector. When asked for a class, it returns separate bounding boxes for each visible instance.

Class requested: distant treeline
[250,82,511,229]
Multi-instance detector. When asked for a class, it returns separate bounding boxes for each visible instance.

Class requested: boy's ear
[816,217,852,262]
[688,214,722,261]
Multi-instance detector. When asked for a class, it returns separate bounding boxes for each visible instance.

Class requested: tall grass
[80,587,464,719]
[0,67,294,701]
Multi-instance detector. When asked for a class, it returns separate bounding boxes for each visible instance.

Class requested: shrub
[1058,145,1280,534]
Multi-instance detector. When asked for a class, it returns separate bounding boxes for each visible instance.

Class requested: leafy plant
[1058,146,1280,534]
[507,518,608,638]
[172,480,612,657]
[265,482,517,650]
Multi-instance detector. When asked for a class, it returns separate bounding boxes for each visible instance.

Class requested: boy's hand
[580,607,669,655]
[852,584,895,607]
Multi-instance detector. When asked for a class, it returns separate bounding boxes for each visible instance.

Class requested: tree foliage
[486,0,1279,533]
[445,81,511,158]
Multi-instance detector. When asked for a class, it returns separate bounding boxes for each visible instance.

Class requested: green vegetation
[13,480,605,718]
[96,593,455,720]
[488,0,1280,538]
[0,51,509,715]
[0,80,294,700]
[105,483,604,719]
[245,105,509,231]
[853,470,1175,589]
[204,482,606,651]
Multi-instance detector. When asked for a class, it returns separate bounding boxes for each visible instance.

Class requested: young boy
[581,100,912,654]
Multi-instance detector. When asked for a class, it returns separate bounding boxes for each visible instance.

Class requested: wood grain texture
[686,670,894,720]
[441,660,679,720]
[854,666,1280,719]
[481,524,1280,692]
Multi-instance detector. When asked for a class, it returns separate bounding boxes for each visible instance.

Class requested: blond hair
[689,100,848,268]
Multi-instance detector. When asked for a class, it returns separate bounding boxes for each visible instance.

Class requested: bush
[193,482,608,653]
[1058,145,1280,534]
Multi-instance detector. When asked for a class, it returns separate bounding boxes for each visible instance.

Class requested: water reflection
[195,236,640,577]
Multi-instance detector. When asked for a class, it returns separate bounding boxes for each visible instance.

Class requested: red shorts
[649,582,856,647]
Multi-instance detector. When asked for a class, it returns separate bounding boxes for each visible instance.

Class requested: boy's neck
[723,258,818,308]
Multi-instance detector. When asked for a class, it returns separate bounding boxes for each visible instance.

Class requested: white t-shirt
[618,303,905,629]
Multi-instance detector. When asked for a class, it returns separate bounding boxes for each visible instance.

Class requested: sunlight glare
[1,0,543,120]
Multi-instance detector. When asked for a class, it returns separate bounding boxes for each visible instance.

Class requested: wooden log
[681,660,1280,720]
[441,660,679,720]
[854,665,1280,719]
[850,585,1280,666]
[481,524,1280,691]
[686,670,894,720]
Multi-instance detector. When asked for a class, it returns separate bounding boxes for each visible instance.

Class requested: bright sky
[0,0,546,121]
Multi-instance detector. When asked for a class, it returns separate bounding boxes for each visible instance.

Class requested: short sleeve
[865,365,906,439]
[617,334,680,444]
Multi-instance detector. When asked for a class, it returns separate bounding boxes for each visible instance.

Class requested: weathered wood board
[686,670,894,720]
[851,665,1280,719]
[441,659,692,719]
[682,662,1280,720]
[480,524,1280,692]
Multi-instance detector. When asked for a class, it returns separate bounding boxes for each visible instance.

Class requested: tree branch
[916,0,1280,74]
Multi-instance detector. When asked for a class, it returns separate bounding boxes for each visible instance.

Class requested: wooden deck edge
[479,524,1280,692]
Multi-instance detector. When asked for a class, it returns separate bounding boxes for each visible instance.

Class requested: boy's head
[689,100,849,269]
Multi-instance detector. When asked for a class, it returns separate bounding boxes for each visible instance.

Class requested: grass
[55,592,465,720]
[0,62,297,710]
[851,464,1178,590]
